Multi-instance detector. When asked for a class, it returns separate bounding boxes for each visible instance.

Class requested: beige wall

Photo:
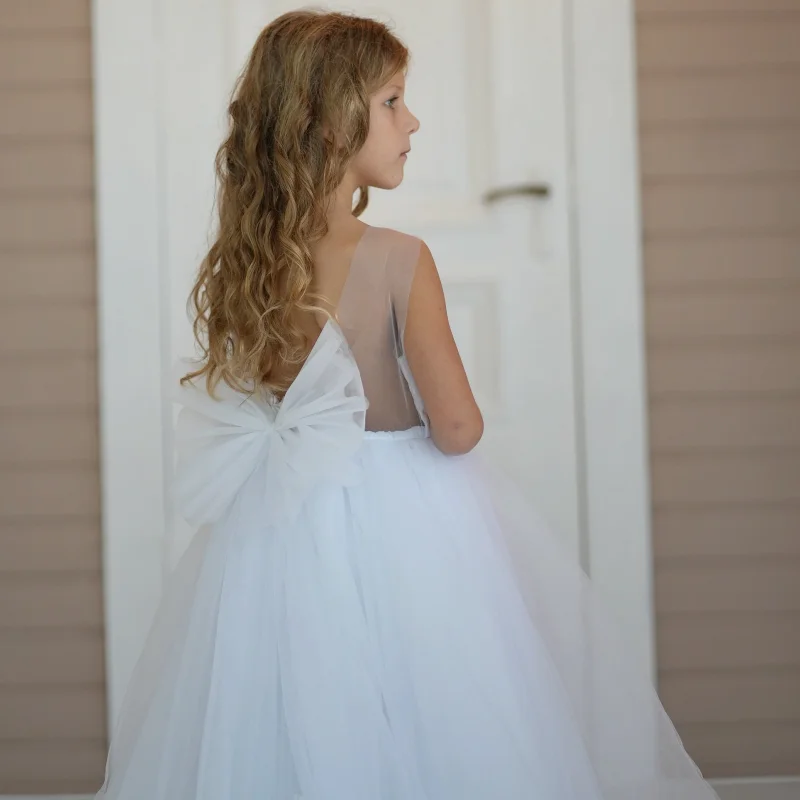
[636,0,800,780]
[0,0,107,793]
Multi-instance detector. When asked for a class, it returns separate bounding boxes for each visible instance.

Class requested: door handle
[482,182,551,204]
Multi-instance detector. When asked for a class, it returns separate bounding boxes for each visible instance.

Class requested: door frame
[92,0,652,727]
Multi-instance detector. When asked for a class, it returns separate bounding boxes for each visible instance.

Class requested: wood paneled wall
[0,0,107,793]
[636,0,800,778]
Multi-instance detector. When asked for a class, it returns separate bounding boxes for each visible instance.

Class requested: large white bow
[172,322,368,527]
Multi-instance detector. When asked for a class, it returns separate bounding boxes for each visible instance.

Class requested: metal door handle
[482,182,551,204]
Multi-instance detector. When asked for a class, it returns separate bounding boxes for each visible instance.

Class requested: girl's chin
[370,173,404,191]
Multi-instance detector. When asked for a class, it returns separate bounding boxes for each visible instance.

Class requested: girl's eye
[385,95,399,109]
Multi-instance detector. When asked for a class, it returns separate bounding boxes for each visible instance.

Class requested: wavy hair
[182,9,409,397]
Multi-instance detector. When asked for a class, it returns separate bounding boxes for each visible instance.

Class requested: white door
[165,0,583,560]
[94,0,649,727]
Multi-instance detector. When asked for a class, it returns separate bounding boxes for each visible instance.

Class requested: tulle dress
[96,224,720,799]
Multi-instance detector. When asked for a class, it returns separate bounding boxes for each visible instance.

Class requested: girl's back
[310,223,425,433]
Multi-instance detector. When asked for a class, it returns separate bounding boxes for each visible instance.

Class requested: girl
[97,10,720,799]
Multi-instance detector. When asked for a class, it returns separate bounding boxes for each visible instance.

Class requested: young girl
[97,10,720,799]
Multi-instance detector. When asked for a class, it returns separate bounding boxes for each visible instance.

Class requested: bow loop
[172,322,368,527]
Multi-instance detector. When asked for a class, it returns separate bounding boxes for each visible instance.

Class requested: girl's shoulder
[366,224,422,249]
[364,225,424,274]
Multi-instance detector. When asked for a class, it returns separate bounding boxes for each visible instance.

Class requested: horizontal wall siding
[636,1,800,779]
[0,0,106,794]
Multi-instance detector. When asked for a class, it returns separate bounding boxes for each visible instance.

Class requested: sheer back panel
[336,226,424,433]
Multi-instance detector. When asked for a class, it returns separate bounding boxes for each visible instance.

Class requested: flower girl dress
[96,225,720,799]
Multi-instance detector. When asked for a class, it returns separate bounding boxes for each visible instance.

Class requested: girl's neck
[325,172,363,234]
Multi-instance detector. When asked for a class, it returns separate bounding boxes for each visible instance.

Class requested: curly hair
[182,9,409,397]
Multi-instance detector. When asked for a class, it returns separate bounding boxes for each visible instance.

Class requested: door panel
[167,0,582,558]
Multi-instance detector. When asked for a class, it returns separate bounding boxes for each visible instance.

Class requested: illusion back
[335,226,426,434]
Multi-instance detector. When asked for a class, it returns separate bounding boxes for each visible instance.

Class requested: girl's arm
[404,242,484,455]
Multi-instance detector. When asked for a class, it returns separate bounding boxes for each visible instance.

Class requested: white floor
[3,777,800,800]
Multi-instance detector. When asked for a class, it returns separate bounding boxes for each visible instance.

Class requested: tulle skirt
[96,429,719,799]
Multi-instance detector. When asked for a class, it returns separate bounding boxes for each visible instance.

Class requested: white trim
[91,0,167,728]
[568,0,655,678]
[712,777,800,800]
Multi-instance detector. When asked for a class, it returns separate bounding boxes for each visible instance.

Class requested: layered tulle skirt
[97,429,719,799]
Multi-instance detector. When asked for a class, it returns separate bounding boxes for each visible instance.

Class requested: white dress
[96,225,720,799]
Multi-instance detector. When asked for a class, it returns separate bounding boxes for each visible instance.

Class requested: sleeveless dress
[96,225,720,799]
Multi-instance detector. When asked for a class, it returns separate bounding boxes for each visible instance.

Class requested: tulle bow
[172,323,368,527]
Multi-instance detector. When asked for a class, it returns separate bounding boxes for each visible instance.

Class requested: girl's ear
[321,110,340,145]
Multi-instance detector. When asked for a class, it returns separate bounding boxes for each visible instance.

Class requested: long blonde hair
[182,9,409,396]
